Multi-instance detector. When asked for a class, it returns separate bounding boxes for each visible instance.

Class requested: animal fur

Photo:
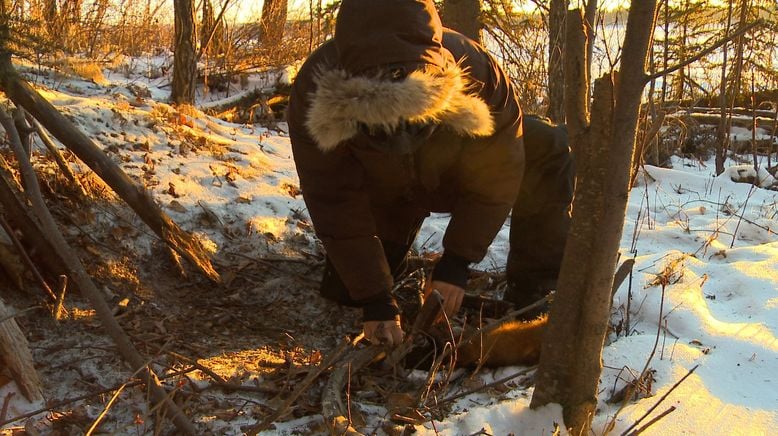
[305,63,495,151]
[456,315,547,368]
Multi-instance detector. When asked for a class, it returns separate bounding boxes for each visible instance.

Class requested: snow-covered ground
[1,56,777,435]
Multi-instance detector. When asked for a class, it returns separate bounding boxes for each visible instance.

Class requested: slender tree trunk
[0,0,8,50]
[673,0,689,101]
[171,0,197,105]
[441,0,482,43]
[43,0,57,41]
[260,0,288,46]
[547,0,568,123]
[202,0,214,53]
[584,0,598,114]
[66,0,82,51]
[531,3,658,434]
[716,0,734,175]
[661,0,669,103]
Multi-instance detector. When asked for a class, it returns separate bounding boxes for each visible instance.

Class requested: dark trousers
[504,116,575,306]
[320,116,575,307]
[320,238,420,306]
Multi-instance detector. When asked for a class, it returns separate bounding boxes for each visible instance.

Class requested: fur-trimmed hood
[302,0,495,151]
[305,63,495,151]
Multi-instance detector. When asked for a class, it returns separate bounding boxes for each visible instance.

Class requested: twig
[384,290,444,368]
[0,215,57,301]
[322,344,383,434]
[30,117,87,196]
[85,361,153,436]
[647,20,762,81]
[0,392,13,423]
[54,275,67,320]
[438,366,536,406]
[0,366,197,427]
[245,334,363,435]
[619,365,698,436]
[0,305,41,324]
[167,351,277,394]
[730,184,756,248]
[627,406,676,436]
[168,351,228,384]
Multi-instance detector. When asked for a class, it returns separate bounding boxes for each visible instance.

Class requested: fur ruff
[305,64,495,151]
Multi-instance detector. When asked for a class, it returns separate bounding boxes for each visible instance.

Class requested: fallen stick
[0,365,197,427]
[84,360,153,436]
[0,165,68,281]
[321,292,445,435]
[321,345,384,435]
[0,107,197,434]
[0,215,57,301]
[384,290,444,368]
[168,351,277,394]
[619,365,698,436]
[0,392,14,423]
[0,297,43,402]
[0,305,42,325]
[627,406,676,436]
[0,56,219,282]
[29,117,87,196]
[245,334,363,435]
[438,365,537,406]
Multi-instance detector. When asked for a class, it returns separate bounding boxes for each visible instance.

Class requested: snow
[1,59,777,435]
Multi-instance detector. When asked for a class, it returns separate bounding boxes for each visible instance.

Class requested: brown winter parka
[287,1,524,304]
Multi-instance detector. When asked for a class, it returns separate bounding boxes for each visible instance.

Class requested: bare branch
[648,20,763,82]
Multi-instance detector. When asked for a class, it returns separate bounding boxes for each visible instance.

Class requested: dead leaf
[386,392,416,412]
[390,409,426,425]
[167,182,180,198]
[168,200,187,213]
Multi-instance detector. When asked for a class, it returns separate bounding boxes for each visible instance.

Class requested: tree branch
[0,106,197,434]
[647,20,763,82]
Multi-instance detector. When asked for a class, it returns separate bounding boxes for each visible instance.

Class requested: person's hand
[425,280,465,320]
[363,317,404,346]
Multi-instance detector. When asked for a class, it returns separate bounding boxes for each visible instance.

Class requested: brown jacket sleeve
[287,50,393,302]
[439,32,525,263]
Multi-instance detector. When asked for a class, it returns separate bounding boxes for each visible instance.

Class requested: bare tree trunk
[65,0,82,51]
[202,0,215,53]
[201,0,227,56]
[441,0,482,43]
[564,9,588,148]
[0,0,8,49]
[673,0,689,101]
[260,0,288,46]
[531,3,658,434]
[172,0,197,105]
[0,166,69,279]
[199,0,230,60]
[547,0,568,123]
[43,0,57,41]
[726,2,750,128]
[661,0,669,103]
[584,0,598,114]
[716,0,734,175]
